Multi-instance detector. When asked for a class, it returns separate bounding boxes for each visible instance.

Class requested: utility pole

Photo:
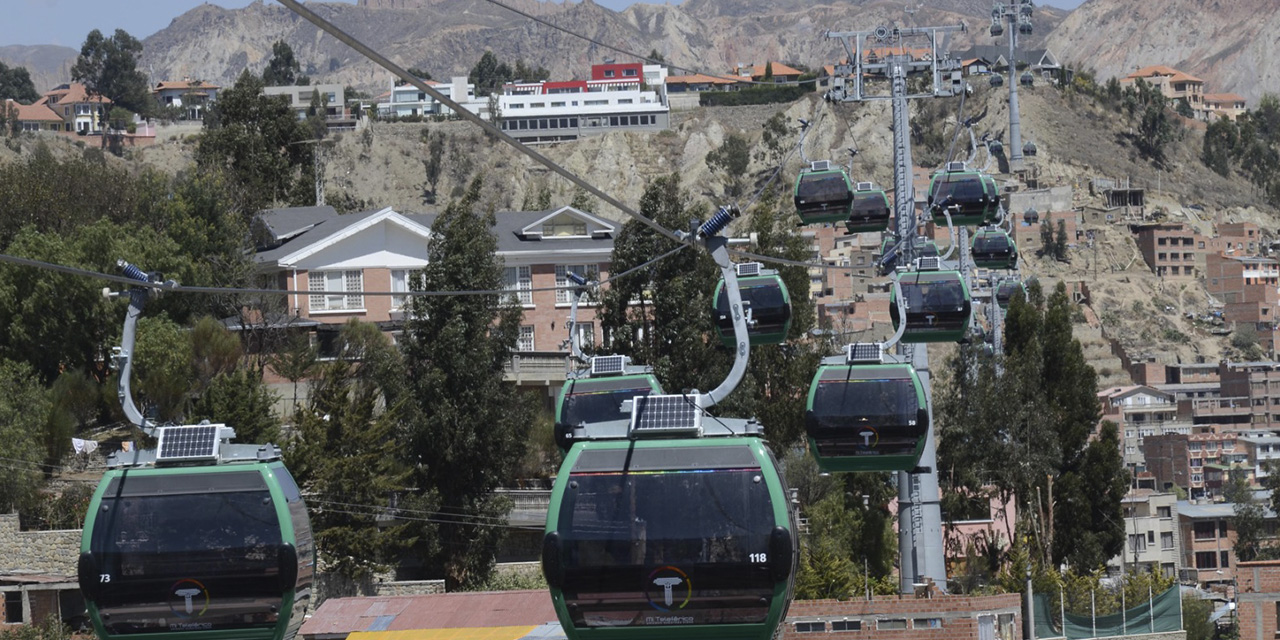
[989,0,1034,172]
[826,23,963,594]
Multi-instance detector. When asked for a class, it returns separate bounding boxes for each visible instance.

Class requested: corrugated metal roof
[300,590,557,638]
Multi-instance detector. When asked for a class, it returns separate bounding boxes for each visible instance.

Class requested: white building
[375,76,479,118]
[1109,491,1181,579]
[152,79,220,120]
[263,83,363,132]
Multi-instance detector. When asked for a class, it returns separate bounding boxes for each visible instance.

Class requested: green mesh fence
[1034,586,1181,639]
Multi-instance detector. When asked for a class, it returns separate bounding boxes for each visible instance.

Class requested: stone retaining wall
[0,514,80,576]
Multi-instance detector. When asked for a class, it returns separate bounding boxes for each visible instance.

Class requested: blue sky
[1,0,1087,48]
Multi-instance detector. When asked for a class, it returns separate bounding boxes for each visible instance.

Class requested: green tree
[1039,219,1055,257]
[267,331,318,411]
[406,67,433,80]
[70,29,152,116]
[197,70,316,215]
[397,177,534,589]
[190,369,280,444]
[287,320,418,580]
[0,359,48,514]
[706,133,752,198]
[0,61,40,103]
[763,61,774,82]
[1182,595,1215,640]
[757,111,792,165]
[262,40,309,87]
[469,51,512,96]
[1202,116,1240,177]
[133,314,194,422]
[422,131,445,204]
[1226,468,1270,562]
[569,187,597,214]
[1054,218,1069,261]
[599,173,726,393]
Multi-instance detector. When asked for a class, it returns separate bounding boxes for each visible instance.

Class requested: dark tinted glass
[796,173,851,206]
[810,374,921,430]
[716,281,791,333]
[559,467,776,628]
[974,234,1011,253]
[901,279,966,312]
[561,381,656,427]
[89,477,284,634]
[851,192,890,218]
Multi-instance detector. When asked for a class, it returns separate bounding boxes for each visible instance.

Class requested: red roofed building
[3,99,63,132]
[39,82,112,134]
[731,61,803,83]
[1122,65,1205,111]
[1204,93,1247,122]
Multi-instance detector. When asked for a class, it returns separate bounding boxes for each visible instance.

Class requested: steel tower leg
[1007,23,1023,171]
[887,59,947,594]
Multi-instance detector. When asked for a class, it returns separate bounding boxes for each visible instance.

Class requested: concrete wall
[0,514,80,576]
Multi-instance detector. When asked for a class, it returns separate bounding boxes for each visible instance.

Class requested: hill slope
[1046,0,1279,102]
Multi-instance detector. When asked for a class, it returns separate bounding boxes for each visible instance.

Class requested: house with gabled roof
[731,61,803,83]
[39,83,111,134]
[253,204,616,392]
[3,99,63,132]
[955,46,1061,78]
[1123,65,1205,110]
[1203,93,1247,122]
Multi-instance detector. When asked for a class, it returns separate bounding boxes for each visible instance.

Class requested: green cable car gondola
[845,182,891,234]
[542,437,797,640]
[970,228,1018,269]
[889,267,972,343]
[555,371,664,452]
[927,162,1000,227]
[805,360,928,473]
[995,280,1026,309]
[793,161,853,225]
[79,446,314,640]
[714,265,792,346]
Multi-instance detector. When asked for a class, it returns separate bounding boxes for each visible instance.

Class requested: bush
[700,84,811,107]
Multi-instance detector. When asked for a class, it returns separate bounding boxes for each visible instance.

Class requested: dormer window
[543,213,587,237]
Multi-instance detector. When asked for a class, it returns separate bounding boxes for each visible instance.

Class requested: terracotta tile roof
[665,73,741,85]
[299,590,557,637]
[43,83,111,105]
[1204,93,1246,105]
[6,99,62,122]
[153,80,221,92]
[1126,65,1203,84]
[732,61,804,78]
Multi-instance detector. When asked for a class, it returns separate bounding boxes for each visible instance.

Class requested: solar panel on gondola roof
[590,355,627,376]
[629,394,702,436]
[156,424,221,462]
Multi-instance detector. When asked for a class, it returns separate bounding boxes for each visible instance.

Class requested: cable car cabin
[542,437,797,640]
[805,363,929,472]
[989,73,1004,88]
[845,183,891,234]
[793,164,854,225]
[714,274,792,346]
[995,280,1026,309]
[890,270,972,343]
[555,374,663,452]
[927,165,1000,227]
[79,460,314,640]
[970,229,1018,269]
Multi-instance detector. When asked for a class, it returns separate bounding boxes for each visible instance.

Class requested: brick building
[1205,253,1280,352]
[779,594,1021,640]
[1143,427,1243,498]
[1133,223,1202,278]
[1237,559,1280,640]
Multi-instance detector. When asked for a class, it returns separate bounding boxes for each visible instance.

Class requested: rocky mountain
[131,0,1063,95]
[0,44,78,94]
[1046,0,1279,102]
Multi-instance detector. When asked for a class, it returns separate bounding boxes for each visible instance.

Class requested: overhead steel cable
[0,242,688,299]
[277,0,684,245]
[472,0,822,87]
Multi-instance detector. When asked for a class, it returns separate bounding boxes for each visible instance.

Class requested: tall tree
[599,173,727,394]
[286,320,419,581]
[938,281,1126,572]
[197,70,316,216]
[262,40,309,87]
[70,29,152,116]
[0,359,49,515]
[0,62,40,103]
[396,177,534,589]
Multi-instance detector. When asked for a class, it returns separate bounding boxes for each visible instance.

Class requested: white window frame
[504,266,533,306]
[390,269,414,310]
[556,264,598,304]
[517,325,535,352]
[309,270,364,312]
[573,321,594,351]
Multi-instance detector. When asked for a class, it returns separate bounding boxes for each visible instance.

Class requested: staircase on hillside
[1074,325,1132,388]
